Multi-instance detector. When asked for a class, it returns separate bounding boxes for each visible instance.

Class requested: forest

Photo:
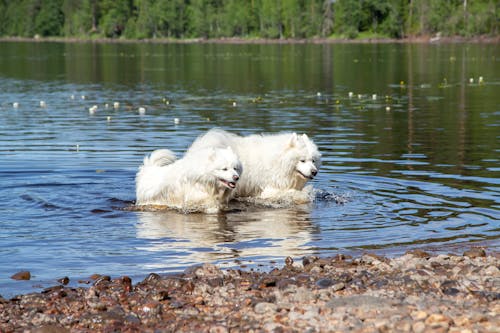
[0,0,497,40]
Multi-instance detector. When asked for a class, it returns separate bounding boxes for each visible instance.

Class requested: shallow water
[0,41,499,297]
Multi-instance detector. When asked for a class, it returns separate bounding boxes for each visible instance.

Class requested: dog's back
[142,149,177,167]
[186,129,320,202]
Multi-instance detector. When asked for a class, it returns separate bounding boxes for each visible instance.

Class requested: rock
[463,248,486,258]
[142,273,161,283]
[254,302,277,314]
[315,278,334,288]
[425,314,451,327]
[327,295,393,310]
[411,321,426,333]
[405,250,431,259]
[209,325,228,333]
[411,310,428,321]
[483,265,499,276]
[57,276,70,285]
[11,271,31,280]
[331,282,346,292]
[185,263,223,278]
[310,266,322,274]
[33,325,70,333]
[292,286,315,303]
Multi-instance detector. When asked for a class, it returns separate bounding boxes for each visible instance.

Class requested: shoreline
[0,35,498,45]
[1,247,498,332]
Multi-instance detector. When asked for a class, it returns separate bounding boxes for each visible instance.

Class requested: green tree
[221,0,252,37]
[125,0,155,39]
[333,0,363,38]
[302,0,323,37]
[280,1,301,38]
[155,0,188,38]
[359,0,392,33]
[0,1,5,35]
[465,0,498,36]
[322,0,335,37]
[259,0,282,38]
[35,0,65,36]
[62,0,98,36]
[3,0,40,37]
[99,0,132,37]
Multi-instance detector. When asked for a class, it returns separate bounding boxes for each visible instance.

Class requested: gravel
[1,249,498,332]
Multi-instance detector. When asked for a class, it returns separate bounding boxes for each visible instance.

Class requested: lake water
[0,41,498,297]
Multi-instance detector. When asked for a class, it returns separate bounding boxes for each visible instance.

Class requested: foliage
[0,0,497,39]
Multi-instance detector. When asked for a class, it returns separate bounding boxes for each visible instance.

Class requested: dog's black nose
[233,175,239,181]
[312,170,318,176]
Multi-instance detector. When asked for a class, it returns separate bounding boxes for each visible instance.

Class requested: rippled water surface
[0,41,498,296]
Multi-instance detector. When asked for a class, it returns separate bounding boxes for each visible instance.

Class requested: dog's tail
[143,149,177,167]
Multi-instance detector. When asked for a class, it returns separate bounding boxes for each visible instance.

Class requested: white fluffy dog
[187,129,321,204]
[135,146,242,213]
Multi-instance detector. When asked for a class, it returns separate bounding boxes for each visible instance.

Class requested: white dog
[187,129,321,204]
[135,146,242,213]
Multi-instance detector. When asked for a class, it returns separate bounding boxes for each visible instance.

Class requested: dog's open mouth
[297,170,314,180]
[220,179,237,189]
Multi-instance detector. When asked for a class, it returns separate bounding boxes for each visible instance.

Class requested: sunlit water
[0,41,498,297]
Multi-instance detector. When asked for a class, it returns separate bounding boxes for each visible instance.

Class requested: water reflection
[135,205,317,271]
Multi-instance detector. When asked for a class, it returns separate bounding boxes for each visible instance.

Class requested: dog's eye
[222,167,228,171]
[300,159,306,163]
[312,159,316,163]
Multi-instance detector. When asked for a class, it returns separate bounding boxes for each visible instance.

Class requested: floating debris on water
[138,107,146,115]
[88,105,98,114]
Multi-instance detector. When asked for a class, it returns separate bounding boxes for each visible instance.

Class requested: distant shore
[0,35,498,45]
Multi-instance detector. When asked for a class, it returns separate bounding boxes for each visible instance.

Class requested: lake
[0,41,498,297]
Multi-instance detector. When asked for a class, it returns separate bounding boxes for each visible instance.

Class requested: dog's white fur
[187,129,321,204]
[135,146,242,213]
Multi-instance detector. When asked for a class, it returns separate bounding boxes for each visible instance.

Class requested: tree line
[0,0,497,40]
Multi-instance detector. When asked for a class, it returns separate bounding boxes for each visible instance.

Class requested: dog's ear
[287,133,298,148]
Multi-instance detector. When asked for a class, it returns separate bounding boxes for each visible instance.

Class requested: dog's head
[209,146,243,190]
[287,133,321,181]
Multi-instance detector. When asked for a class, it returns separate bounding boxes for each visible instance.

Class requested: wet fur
[187,129,321,204]
[135,147,242,213]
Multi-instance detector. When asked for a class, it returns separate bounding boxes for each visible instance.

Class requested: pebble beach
[1,248,498,332]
